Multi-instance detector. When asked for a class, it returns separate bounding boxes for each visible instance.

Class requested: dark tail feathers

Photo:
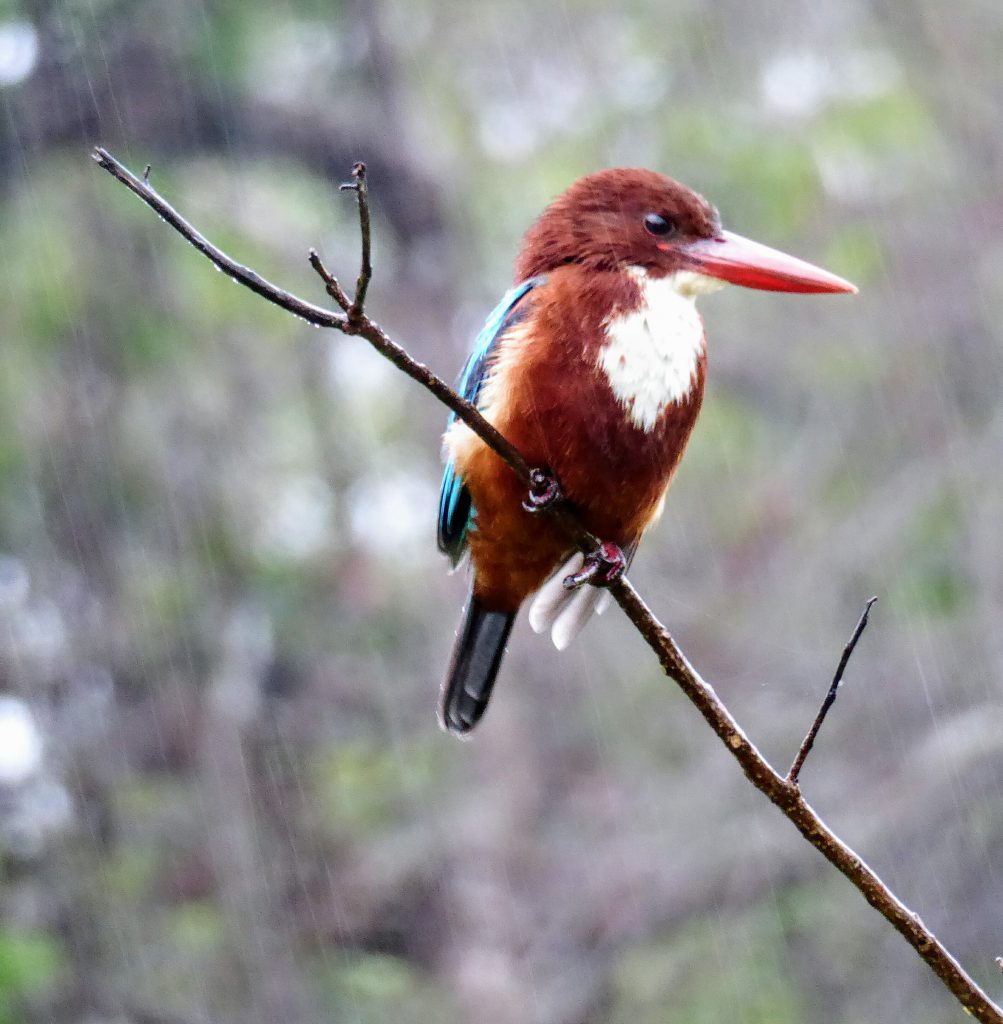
[440,595,515,734]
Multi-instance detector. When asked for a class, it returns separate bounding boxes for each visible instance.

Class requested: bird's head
[514,168,856,295]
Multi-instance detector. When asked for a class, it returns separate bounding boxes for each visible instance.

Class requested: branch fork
[309,161,372,319]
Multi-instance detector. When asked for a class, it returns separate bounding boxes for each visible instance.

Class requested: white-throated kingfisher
[438,169,855,734]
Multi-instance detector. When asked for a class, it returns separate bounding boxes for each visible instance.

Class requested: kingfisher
[437,168,855,734]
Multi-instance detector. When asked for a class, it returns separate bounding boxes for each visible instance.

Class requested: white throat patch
[599,268,721,432]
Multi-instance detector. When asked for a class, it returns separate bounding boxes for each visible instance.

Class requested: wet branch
[340,161,372,318]
[92,147,1003,1024]
[308,248,351,311]
[788,596,878,785]
[93,147,604,558]
[91,147,536,496]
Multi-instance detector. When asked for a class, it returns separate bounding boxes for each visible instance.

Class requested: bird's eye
[644,213,676,237]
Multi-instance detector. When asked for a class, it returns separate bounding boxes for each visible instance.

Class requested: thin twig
[788,596,878,785]
[92,148,1003,1024]
[340,161,372,317]
[307,248,351,311]
[91,146,535,491]
[92,148,346,328]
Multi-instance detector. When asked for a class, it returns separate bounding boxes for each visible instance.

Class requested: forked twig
[92,147,1003,1024]
[340,161,372,317]
[90,148,534,489]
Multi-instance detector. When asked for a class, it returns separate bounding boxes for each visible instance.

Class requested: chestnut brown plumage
[438,168,855,733]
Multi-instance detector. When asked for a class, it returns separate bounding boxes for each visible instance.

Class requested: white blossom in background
[0,696,42,786]
[348,470,438,557]
[0,697,74,858]
[0,20,38,86]
[256,474,335,561]
[760,48,901,119]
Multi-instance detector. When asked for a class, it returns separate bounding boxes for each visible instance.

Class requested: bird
[437,168,855,734]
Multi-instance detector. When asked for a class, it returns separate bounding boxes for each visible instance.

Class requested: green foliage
[101,845,162,904]
[0,930,63,1024]
[0,168,89,359]
[823,226,886,289]
[610,904,805,1024]
[166,901,226,953]
[818,89,936,159]
[312,740,444,834]
[890,495,972,617]
[687,391,768,475]
[118,775,193,821]
[311,952,458,1024]
[657,109,822,236]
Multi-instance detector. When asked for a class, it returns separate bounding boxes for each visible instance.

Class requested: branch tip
[307,248,351,311]
[339,162,367,192]
[345,160,372,318]
[92,146,349,330]
[92,148,530,482]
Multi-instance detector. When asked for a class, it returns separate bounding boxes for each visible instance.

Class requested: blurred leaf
[166,901,225,953]
[889,495,972,617]
[658,110,821,236]
[823,225,886,288]
[687,391,767,474]
[819,89,935,154]
[0,930,63,1024]
[312,740,443,834]
[610,903,805,1024]
[311,952,458,1024]
[103,845,161,903]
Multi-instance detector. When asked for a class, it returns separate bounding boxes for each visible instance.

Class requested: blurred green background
[1,1,1002,1022]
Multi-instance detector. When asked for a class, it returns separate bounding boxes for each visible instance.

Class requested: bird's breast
[445,265,712,567]
[598,268,712,433]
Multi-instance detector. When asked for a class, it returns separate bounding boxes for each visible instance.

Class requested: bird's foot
[522,467,563,513]
[562,541,627,590]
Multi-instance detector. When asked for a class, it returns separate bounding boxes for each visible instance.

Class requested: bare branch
[788,596,878,785]
[307,248,351,311]
[92,149,346,330]
[91,146,534,494]
[92,148,1003,1024]
[607,582,1001,1022]
[340,161,372,317]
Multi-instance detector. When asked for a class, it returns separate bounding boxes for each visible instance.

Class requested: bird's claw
[522,467,563,513]
[562,541,627,590]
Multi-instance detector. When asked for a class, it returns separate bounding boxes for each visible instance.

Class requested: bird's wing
[437,276,546,564]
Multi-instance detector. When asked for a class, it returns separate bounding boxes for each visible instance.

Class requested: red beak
[678,230,857,294]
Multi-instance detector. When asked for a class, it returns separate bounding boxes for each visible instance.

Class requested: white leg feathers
[528,554,610,650]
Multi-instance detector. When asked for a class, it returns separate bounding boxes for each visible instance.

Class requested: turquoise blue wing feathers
[437,276,545,564]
